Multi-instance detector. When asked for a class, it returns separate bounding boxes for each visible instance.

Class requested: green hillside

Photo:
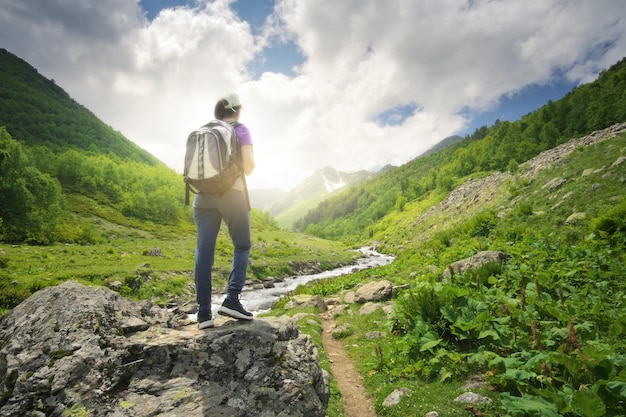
[0,48,187,243]
[0,49,159,164]
[294,57,626,242]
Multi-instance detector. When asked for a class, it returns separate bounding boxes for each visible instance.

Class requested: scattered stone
[543,177,566,191]
[611,156,626,167]
[325,296,343,306]
[343,291,356,304]
[394,283,411,293]
[331,324,353,339]
[382,304,395,317]
[365,331,386,339]
[354,280,393,303]
[454,391,492,404]
[463,375,487,390]
[326,304,350,317]
[285,294,328,312]
[565,212,586,224]
[425,412,439,417]
[107,280,123,291]
[382,387,412,407]
[145,247,165,257]
[359,302,380,315]
[426,172,512,217]
[521,123,626,178]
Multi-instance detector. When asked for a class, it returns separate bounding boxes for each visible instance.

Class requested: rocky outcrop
[0,281,329,417]
[520,122,626,178]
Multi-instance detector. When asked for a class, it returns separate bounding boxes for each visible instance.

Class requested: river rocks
[287,260,323,275]
[0,281,329,417]
[354,280,393,303]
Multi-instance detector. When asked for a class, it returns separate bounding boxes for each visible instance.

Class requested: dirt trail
[321,314,377,417]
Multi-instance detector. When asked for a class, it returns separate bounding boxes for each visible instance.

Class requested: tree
[0,128,64,244]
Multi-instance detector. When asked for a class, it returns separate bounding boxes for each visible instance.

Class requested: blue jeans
[193,188,251,316]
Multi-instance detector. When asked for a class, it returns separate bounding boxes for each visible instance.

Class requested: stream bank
[200,246,394,316]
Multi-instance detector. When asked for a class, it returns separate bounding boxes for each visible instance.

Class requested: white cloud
[0,0,625,190]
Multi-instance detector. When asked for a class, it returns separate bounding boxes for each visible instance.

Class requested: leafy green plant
[590,199,626,238]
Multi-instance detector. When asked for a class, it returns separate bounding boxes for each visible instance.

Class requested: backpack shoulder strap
[226,121,250,211]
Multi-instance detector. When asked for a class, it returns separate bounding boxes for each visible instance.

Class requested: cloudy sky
[1,0,625,190]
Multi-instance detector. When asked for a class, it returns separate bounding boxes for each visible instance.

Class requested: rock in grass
[382,387,412,406]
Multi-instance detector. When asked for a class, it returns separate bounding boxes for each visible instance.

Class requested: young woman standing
[193,92,255,329]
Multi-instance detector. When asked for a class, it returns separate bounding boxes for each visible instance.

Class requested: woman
[193,92,255,329]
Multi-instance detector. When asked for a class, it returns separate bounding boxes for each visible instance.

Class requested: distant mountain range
[249,135,466,228]
[250,166,390,228]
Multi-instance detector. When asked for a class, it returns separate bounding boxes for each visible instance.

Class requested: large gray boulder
[441,250,510,281]
[354,280,393,303]
[0,281,329,417]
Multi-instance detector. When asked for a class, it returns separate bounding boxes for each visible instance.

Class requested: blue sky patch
[250,40,305,77]
[140,0,194,21]
[375,103,419,127]
[460,78,577,135]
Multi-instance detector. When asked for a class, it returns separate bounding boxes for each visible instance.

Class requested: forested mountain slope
[0,49,186,243]
[0,49,159,165]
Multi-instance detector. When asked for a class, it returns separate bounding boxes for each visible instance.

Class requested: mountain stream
[208,247,395,315]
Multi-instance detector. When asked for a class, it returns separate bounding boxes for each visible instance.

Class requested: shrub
[590,200,626,238]
[462,210,498,238]
[0,283,31,310]
[391,282,460,336]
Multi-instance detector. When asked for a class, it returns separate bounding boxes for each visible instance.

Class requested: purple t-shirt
[235,124,252,146]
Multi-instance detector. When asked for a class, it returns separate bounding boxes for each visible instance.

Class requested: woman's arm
[240,144,255,176]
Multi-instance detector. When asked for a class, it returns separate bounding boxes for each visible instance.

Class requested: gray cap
[222,92,242,109]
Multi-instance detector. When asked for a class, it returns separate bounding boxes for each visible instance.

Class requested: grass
[0,209,356,314]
